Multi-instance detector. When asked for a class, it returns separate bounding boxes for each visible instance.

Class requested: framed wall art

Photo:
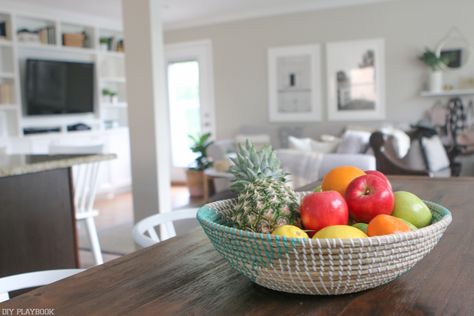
[268,44,322,122]
[326,38,386,121]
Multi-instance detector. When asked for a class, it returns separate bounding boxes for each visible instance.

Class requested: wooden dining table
[2,176,474,315]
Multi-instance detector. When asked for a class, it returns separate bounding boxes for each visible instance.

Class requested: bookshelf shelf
[98,51,125,58]
[100,77,126,83]
[420,89,474,97]
[102,103,127,110]
[0,104,18,110]
[0,72,15,78]
[0,40,12,47]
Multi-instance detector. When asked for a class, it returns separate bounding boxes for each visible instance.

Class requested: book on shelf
[0,83,13,104]
[17,25,55,45]
[0,21,6,38]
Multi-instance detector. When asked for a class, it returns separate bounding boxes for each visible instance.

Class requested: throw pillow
[380,127,411,158]
[336,130,372,154]
[288,136,312,152]
[311,140,340,153]
[288,136,340,153]
[421,136,450,172]
[235,134,271,150]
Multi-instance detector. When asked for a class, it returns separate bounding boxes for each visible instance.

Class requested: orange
[321,166,366,196]
[367,214,410,237]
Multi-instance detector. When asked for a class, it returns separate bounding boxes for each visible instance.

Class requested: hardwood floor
[79,185,204,268]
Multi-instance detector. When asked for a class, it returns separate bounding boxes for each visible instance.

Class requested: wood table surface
[2,176,474,315]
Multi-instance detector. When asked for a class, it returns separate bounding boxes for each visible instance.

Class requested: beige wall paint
[164,0,474,141]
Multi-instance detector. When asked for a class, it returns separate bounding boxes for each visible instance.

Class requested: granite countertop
[0,154,117,178]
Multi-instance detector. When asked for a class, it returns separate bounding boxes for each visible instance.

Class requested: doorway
[165,40,215,183]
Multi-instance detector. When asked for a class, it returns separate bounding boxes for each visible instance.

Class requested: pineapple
[227,141,300,233]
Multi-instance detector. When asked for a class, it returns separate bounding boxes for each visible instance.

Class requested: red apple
[365,170,392,190]
[345,175,394,223]
[300,191,349,231]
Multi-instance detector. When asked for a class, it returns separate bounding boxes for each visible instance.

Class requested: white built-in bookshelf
[0,9,127,137]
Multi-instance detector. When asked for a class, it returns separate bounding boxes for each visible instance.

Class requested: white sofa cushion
[276,149,323,188]
[421,136,450,172]
[336,130,372,154]
[288,136,340,154]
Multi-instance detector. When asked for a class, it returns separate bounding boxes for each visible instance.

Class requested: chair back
[49,144,104,215]
[0,269,84,302]
[133,208,198,248]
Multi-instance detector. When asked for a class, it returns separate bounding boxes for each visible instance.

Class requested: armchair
[369,131,451,177]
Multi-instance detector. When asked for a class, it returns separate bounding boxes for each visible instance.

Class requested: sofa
[207,133,376,192]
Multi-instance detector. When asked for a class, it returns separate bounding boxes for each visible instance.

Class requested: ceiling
[6,0,394,29]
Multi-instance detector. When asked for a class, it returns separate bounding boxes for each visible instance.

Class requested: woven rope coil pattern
[197,192,452,295]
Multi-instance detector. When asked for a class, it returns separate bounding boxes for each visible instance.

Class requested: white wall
[164,0,474,140]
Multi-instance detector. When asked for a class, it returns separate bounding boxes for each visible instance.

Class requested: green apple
[398,218,418,231]
[352,223,368,234]
[313,184,322,192]
[392,191,432,228]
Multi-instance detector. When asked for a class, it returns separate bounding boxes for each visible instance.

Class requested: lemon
[313,225,368,239]
[272,225,309,238]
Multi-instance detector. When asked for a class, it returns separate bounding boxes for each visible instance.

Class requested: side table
[203,168,234,202]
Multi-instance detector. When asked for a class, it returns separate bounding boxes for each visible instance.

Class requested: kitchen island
[0,154,115,277]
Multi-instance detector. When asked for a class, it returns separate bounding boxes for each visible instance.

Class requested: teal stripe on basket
[252,231,265,266]
[266,233,276,262]
[253,232,268,266]
[282,236,290,270]
[275,235,283,259]
[237,229,254,279]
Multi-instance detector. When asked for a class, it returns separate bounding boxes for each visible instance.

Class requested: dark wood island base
[0,168,78,276]
[0,154,115,277]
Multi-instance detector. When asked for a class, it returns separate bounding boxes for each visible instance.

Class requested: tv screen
[25,59,94,115]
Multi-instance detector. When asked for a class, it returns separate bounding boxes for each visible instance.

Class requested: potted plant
[418,48,452,92]
[101,88,118,104]
[99,37,109,51]
[186,133,213,197]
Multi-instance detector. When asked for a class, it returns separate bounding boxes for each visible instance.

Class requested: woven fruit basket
[197,193,452,295]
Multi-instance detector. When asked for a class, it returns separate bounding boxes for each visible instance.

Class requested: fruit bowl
[197,192,452,295]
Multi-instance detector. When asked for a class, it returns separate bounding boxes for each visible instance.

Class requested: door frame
[165,39,216,182]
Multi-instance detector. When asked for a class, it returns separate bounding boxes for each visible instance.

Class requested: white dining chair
[0,269,84,302]
[133,208,198,248]
[49,143,105,265]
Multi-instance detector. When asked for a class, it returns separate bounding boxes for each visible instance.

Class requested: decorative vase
[430,71,443,93]
[186,169,205,197]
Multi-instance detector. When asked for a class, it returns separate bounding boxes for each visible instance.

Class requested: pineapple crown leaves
[229,140,288,192]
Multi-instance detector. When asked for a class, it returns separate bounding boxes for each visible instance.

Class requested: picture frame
[268,44,322,122]
[326,38,386,121]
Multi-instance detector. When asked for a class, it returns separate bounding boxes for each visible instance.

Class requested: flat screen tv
[25,59,94,115]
